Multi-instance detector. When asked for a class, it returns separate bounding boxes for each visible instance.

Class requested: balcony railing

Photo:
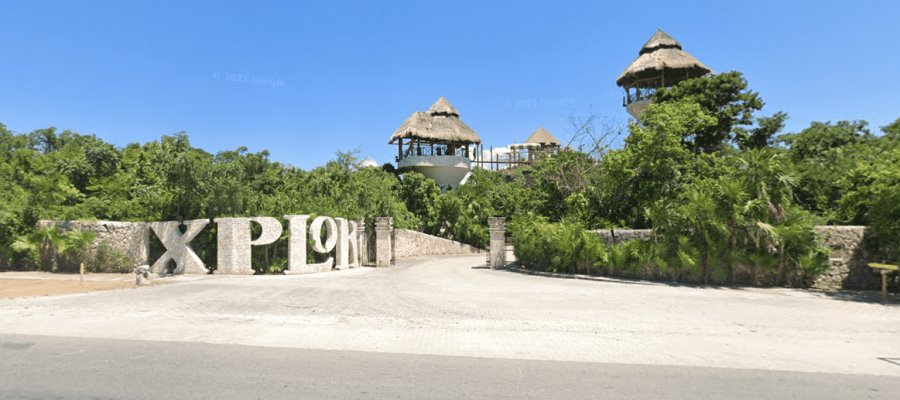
[624,87,656,105]
[397,144,469,161]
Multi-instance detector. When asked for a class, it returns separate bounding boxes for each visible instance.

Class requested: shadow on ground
[499,263,900,306]
[815,290,899,306]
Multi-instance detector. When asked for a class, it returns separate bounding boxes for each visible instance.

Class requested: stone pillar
[375,217,393,268]
[812,226,872,290]
[355,218,367,266]
[488,217,506,269]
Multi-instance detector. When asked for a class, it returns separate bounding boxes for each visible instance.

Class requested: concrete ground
[1,254,899,398]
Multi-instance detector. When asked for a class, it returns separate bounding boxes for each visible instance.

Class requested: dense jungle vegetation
[1,72,897,283]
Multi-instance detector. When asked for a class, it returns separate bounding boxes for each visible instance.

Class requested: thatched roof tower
[427,96,460,116]
[617,30,712,118]
[389,97,481,145]
[390,97,481,189]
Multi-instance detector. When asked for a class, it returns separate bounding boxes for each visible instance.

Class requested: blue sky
[1,0,897,168]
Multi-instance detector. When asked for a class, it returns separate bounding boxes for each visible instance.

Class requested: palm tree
[10,228,95,271]
[62,230,96,270]
[11,227,63,271]
[678,184,728,285]
[10,235,41,266]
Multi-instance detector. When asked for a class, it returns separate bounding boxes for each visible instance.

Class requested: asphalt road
[2,334,898,400]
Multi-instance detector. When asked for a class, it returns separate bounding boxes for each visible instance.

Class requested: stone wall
[812,226,875,291]
[592,229,653,246]
[393,229,485,259]
[36,220,149,269]
[590,226,876,290]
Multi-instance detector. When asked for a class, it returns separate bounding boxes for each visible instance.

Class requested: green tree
[397,172,442,233]
[598,100,715,227]
[780,120,875,220]
[653,72,765,153]
[647,149,827,286]
[735,112,788,150]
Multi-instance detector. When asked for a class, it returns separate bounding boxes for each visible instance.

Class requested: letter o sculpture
[309,216,338,254]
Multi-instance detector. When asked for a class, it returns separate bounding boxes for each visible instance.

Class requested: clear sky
[1,0,897,169]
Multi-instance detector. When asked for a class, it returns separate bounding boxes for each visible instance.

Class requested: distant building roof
[524,127,560,146]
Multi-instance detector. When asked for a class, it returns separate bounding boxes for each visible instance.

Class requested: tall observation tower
[389,97,481,189]
[617,30,712,119]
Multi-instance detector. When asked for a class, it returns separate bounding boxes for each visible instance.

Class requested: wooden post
[868,263,897,305]
[490,146,494,171]
[79,262,84,285]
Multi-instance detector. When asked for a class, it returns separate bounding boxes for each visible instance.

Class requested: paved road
[1,254,899,398]
[1,334,898,400]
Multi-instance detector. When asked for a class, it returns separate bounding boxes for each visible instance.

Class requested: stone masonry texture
[812,226,876,290]
[214,217,283,275]
[148,219,210,275]
[592,229,654,246]
[375,217,393,268]
[36,220,149,269]
[488,217,506,269]
[393,229,485,259]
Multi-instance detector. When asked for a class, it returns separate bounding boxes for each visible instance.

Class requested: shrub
[645,150,831,286]
[10,228,96,272]
[89,241,133,273]
[511,204,829,287]
[510,218,606,275]
[838,147,900,262]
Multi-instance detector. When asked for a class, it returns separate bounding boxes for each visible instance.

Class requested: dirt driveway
[0,272,137,298]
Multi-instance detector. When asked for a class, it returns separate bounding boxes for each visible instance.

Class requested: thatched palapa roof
[389,97,481,144]
[427,96,459,116]
[616,30,712,87]
[524,127,560,146]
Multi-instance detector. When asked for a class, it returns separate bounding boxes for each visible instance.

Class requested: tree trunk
[776,244,786,286]
[701,253,709,286]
